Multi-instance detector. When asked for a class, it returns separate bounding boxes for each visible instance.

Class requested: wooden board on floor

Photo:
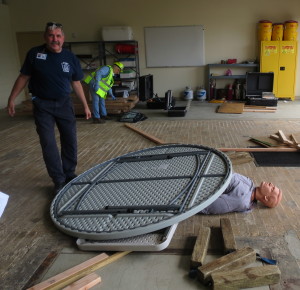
[191,227,211,267]
[28,252,130,290]
[212,265,281,289]
[198,247,256,284]
[220,218,237,254]
[217,103,244,114]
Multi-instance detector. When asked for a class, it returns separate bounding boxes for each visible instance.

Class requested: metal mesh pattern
[50,144,231,240]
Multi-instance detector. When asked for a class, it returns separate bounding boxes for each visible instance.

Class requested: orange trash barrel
[258,20,272,41]
[272,23,284,41]
[283,20,298,41]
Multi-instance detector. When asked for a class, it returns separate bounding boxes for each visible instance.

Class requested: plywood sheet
[217,103,244,114]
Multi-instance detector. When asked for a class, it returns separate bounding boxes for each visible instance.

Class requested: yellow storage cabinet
[260,41,297,100]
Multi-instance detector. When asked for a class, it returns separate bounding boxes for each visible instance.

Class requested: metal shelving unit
[207,63,259,99]
[64,41,102,71]
[64,40,140,97]
[100,40,140,96]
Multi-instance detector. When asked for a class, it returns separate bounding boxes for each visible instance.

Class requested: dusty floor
[1,100,300,289]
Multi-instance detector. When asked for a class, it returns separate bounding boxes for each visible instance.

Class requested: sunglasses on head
[46,22,63,28]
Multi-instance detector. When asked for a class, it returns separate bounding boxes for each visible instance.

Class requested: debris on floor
[28,251,129,289]
[225,151,253,165]
[250,130,300,150]
[190,218,281,289]
[217,102,277,114]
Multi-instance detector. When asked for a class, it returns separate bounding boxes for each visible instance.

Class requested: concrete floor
[1,98,300,289]
[134,98,300,120]
[40,248,269,290]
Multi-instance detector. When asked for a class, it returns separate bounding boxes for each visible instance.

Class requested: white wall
[2,0,300,107]
[0,4,21,109]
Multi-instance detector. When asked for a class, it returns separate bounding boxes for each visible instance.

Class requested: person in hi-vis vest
[84,62,124,124]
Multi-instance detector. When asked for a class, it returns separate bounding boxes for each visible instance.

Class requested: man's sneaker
[93,118,105,124]
[102,115,112,120]
[54,182,65,196]
[66,175,77,184]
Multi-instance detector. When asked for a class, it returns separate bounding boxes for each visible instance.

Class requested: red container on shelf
[115,44,138,54]
[227,59,237,64]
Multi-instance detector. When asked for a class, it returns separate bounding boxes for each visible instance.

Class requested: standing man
[7,22,91,195]
[84,62,124,124]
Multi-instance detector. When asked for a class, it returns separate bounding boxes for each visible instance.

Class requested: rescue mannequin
[199,173,282,215]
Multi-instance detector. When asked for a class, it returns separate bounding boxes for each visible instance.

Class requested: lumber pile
[189,218,281,289]
[105,95,139,115]
[71,94,139,116]
[250,130,300,150]
[21,83,139,116]
[124,123,300,153]
[21,94,139,116]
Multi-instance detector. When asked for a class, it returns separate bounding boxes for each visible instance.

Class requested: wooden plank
[290,134,300,149]
[217,103,244,114]
[107,109,122,114]
[198,247,256,284]
[191,227,211,267]
[220,218,237,254]
[212,265,281,290]
[62,273,101,290]
[219,147,298,152]
[244,105,277,110]
[277,130,294,145]
[28,251,130,290]
[105,102,135,109]
[243,108,275,113]
[124,123,166,145]
[269,134,282,142]
[290,134,300,145]
[106,98,127,103]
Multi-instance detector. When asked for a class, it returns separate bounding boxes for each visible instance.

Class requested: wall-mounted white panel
[145,25,205,67]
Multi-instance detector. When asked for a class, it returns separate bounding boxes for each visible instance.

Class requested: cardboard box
[102,26,133,41]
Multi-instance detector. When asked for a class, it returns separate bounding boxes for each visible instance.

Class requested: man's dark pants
[32,97,77,186]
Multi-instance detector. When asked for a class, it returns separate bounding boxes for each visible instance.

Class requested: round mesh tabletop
[50,144,232,240]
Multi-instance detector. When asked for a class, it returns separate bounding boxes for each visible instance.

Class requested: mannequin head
[255,182,282,208]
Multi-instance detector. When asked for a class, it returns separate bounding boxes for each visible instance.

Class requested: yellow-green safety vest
[84,65,114,99]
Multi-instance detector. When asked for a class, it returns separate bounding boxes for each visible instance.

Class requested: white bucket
[196,88,206,101]
[183,87,193,100]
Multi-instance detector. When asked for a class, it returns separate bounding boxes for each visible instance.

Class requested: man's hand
[72,80,92,120]
[7,101,15,117]
[111,95,116,100]
[7,73,31,117]
[84,106,92,120]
